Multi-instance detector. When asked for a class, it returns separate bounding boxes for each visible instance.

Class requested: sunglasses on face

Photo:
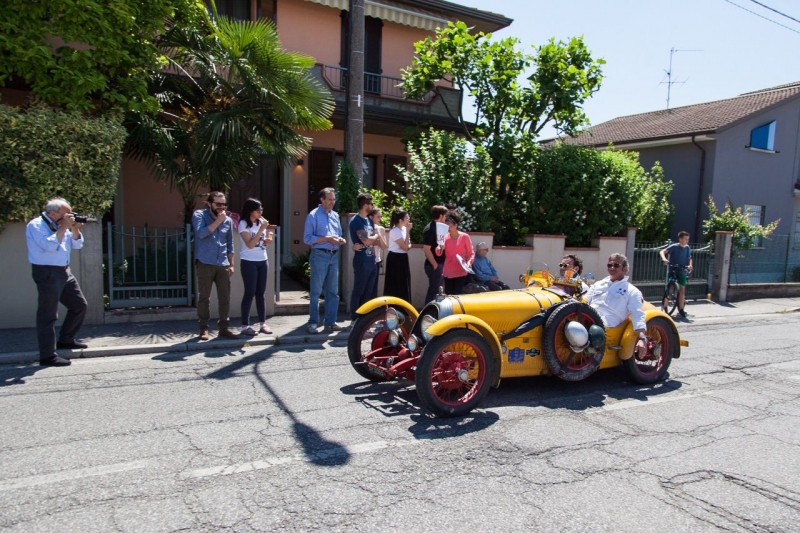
[607,262,622,268]
[212,202,227,207]
[558,263,572,268]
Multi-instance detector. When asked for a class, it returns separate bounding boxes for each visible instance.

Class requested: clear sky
[453,0,800,138]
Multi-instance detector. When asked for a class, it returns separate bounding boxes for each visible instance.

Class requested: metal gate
[632,241,713,301]
[106,223,193,309]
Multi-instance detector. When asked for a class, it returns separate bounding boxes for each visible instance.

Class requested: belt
[33,264,69,269]
[314,248,338,254]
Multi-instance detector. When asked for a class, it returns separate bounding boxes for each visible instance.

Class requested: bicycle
[661,264,686,316]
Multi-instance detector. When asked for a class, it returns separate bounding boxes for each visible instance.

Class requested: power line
[723,0,800,35]
[748,0,800,25]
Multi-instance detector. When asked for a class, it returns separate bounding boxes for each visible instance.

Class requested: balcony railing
[321,65,434,103]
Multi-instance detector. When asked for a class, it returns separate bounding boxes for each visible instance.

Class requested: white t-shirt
[374,226,385,263]
[238,219,269,262]
[388,226,408,254]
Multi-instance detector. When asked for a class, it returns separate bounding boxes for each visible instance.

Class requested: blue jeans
[240,259,268,325]
[309,248,340,327]
[350,259,377,320]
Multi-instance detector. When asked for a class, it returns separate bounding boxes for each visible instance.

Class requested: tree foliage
[0,0,204,113]
[335,159,360,214]
[401,22,604,202]
[125,7,334,222]
[398,131,672,246]
[702,196,779,251]
[397,130,493,241]
[0,104,125,232]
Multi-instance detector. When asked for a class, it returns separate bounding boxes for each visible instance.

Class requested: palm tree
[126,6,334,223]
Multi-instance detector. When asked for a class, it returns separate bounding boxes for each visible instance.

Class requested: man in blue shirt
[26,198,88,366]
[303,187,347,333]
[349,192,380,318]
[659,231,693,319]
[193,191,237,341]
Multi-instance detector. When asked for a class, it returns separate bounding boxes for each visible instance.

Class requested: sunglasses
[558,263,572,268]
[607,262,623,268]
[212,202,227,207]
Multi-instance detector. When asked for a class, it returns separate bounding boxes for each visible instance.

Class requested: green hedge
[0,104,125,232]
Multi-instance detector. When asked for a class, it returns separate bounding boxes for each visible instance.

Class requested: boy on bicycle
[659,231,693,318]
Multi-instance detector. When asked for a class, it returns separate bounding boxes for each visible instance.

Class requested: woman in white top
[368,208,387,297]
[383,210,412,302]
[238,198,273,335]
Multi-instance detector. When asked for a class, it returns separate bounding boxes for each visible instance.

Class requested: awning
[304,0,450,31]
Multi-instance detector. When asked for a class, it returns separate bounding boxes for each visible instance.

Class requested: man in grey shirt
[193,191,237,340]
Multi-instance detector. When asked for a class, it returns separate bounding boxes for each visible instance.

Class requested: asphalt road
[1,312,799,532]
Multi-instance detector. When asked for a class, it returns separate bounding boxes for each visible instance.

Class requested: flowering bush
[398,129,492,240]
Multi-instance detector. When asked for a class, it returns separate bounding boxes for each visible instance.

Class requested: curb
[0,332,349,366]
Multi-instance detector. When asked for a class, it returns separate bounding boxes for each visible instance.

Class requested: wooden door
[308,148,336,213]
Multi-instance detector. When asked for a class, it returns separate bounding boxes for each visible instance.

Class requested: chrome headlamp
[388,329,403,347]
[386,308,405,330]
[419,314,436,341]
[406,335,420,351]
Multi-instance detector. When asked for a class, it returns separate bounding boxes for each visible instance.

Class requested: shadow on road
[482,366,684,412]
[0,365,45,387]
[340,380,500,437]
[204,346,351,467]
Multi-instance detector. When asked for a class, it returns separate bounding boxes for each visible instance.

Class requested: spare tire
[542,301,605,381]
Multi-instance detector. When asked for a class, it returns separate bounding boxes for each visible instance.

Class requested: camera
[70,213,91,223]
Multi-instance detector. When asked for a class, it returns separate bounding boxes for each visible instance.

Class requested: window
[749,121,776,152]
[334,155,376,190]
[211,0,250,21]
[744,204,766,247]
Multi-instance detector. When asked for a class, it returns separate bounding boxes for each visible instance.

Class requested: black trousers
[32,264,87,360]
[424,262,444,305]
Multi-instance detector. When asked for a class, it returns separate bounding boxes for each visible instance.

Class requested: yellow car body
[348,266,687,417]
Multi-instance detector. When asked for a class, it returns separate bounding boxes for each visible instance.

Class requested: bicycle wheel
[662,281,679,316]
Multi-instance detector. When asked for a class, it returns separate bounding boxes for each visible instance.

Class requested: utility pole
[345,0,365,180]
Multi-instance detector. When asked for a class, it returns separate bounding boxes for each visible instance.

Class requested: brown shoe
[217,328,239,340]
[199,330,210,341]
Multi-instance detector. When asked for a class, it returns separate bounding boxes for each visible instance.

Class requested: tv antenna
[660,47,703,109]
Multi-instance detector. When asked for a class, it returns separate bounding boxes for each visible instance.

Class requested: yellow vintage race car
[348,263,688,417]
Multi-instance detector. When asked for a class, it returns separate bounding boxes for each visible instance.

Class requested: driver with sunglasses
[585,253,648,357]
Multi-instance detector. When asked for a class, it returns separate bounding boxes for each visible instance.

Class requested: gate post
[711,231,733,302]
[78,222,105,325]
[625,227,637,272]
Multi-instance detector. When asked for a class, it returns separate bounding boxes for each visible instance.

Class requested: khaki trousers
[196,261,231,331]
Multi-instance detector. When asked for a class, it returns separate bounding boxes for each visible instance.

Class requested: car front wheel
[415,329,494,417]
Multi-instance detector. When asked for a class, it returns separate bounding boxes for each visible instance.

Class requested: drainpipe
[691,135,707,239]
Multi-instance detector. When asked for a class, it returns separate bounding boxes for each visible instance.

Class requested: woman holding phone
[238,198,273,335]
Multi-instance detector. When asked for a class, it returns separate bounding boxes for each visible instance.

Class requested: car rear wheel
[543,301,605,382]
[347,308,402,382]
[623,316,675,384]
[415,329,494,417]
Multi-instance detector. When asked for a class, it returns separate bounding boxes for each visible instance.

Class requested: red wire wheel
[348,307,409,382]
[542,301,605,382]
[623,316,675,384]
[415,329,494,417]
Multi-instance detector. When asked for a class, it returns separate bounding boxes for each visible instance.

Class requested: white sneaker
[307,323,319,334]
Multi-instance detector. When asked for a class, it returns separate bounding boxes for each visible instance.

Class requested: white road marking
[0,459,149,492]
[599,392,711,411]
[184,439,419,480]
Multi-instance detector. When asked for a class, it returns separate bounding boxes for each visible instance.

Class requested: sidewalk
[1,297,799,365]
[0,312,355,365]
